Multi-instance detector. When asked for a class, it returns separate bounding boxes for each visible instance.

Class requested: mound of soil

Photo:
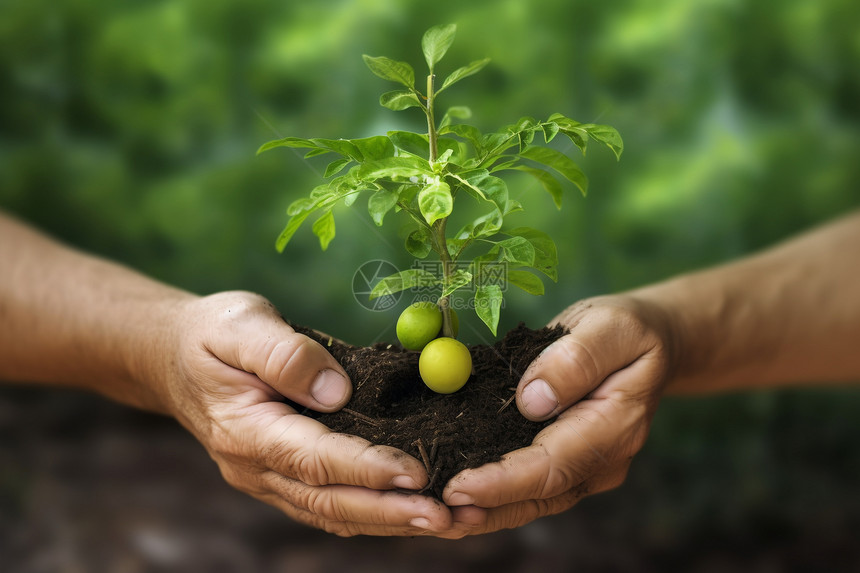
[293,323,564,500]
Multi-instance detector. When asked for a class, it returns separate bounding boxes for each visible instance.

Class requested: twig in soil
[488,390,505,404]
[429,437,438,466]
[419,467,440,495]
[497,393,516,414]
[413,438,431,474]
[342,408,381,427]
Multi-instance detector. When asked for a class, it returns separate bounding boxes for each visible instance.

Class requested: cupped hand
[152,291,452,536]
[442,294,676,535]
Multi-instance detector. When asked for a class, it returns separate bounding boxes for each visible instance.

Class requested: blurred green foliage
[2,0,860,559]
[2,0,858,344]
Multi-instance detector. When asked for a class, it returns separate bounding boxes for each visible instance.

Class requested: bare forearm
[631,211,860,394]
[0,212,194,412]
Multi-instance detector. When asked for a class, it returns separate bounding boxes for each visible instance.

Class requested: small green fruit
[419,337,472,394]
[396,302,442,351]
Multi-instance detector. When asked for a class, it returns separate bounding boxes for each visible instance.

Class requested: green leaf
[405,228,433,258]
[504,199,524,216]
[441,269,473,297]
[350,135,395,161]
[309,181,339,200]
[369,269,438,299]
[397,183,420,206]
[505,270,545,295]
[518,116,538,129]
[304,147,331,159]
[549,115,624,159]
[367,189,398,226]
[504,227,559,281]
[357,156,433,180]
[388,131,429,157]
[379,90,423,111]
[560,128,589,155]
[456,208,503,239]
[286,196,316,216]
[581,123,624,160]
[487,155,520,172]
[518,128,537,152]
[495,236,536,266]
[436,147,455,164]
[388,130,466,163]
[312,210,336,251]
[422,23,457,71]
[418,180,453,225]
[461,170,508,213]
[446,237,470,258]
[439,106,472,128]
[362,55,415,88]
[275,210,313,252]
[473,209,504,237]
[474,284,503,336]
[342,182,372,207]
[511,165,564,209]
[257,136,317,155]
[324,158,351,178]
[277,185,345,251]
[541,122,560,143]
[518,146,588,196]
[547,113,588,154]
[438,58,491,93]
[479,130,519,160]
[437,138,467,164]
[311,138,363,161]
[439,123,483,153]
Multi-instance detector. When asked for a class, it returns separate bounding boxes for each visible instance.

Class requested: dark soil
[292,323,565,500]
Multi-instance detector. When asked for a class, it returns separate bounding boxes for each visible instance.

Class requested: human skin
[6,208,858,539]
[441,209,860,536]
[0,211,453,537]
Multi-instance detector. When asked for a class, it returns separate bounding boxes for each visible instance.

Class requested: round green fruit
[419,337,472,394]
[396,302,442,351]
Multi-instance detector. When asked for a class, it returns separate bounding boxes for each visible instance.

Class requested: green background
[2,0,859,569]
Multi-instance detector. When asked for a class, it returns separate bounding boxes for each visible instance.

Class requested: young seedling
[258,24,622,392]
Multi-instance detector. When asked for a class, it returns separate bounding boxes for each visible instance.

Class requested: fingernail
[310,369,350,408]
[446,492,475,506]
[521,378,558,419]
[391,475,422,490]
[409,517,432,530]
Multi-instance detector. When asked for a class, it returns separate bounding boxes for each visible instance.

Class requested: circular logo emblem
[352,259,400,311]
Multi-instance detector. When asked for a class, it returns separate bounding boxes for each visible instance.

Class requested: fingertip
[518,378,559,421]
[445,491,475,506]
[451,505,487,529]
[310,368,352,411]
[391,474,423,490]
[407,495,454,533]
[442,471,478,506]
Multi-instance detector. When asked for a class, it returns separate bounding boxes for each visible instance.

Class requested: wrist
[117,290,198,416]
[625,275,710,396]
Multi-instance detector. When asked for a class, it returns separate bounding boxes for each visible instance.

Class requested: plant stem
[426,74,438,164]
[426,72,455,338]
[434,220,457,338]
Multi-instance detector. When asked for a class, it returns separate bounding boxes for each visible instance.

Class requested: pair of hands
[156,291,674,537]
